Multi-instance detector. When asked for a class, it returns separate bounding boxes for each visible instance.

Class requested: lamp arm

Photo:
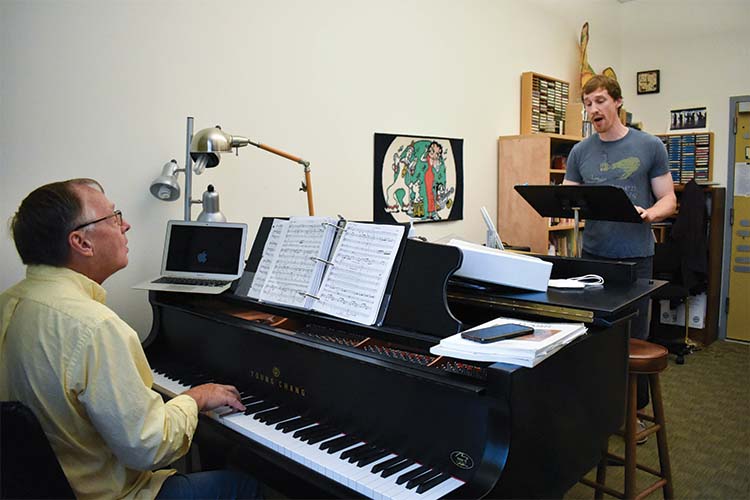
[248,140,315,216]
[304,169,315,216]
[248,140,310,169]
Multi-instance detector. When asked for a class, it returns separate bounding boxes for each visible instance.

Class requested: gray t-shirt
[565,128,669,258]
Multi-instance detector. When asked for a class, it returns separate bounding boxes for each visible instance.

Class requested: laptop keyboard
[153,277,229,287]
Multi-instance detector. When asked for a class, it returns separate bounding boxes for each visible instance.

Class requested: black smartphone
[461,323,534,343]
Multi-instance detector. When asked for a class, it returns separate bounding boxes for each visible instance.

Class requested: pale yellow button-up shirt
[0,265,198,499]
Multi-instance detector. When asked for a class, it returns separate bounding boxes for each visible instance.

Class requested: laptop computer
[133,220,248,294]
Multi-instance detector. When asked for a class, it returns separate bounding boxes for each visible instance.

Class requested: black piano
[143,222,662,499]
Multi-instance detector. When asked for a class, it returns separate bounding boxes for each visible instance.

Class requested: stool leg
[624,374,638,499]
[683,297,690,345]
[649,374,674,499]
[594,443,608,500]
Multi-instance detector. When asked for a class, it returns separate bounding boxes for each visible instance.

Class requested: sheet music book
[246,216,405,325]
[430,317,587,367]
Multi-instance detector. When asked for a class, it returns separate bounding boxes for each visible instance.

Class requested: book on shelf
[245,216,406,326]
[430,317,587,368]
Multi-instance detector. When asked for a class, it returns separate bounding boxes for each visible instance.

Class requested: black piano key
[396,465,431,485]
[277,416,316,433]
[298,424,333,441]
[236,385,257,396]
[347,445,382,464]
[321,434,360,453]
[257,406,299,425]
[215,406,241,418]
[244,400,276,416]
[339,443,373,461]
[372,456,406,474]
[182,373,213,385]
[252,407,278,421]
[406,469,441,490]
[416,472,451,494]
[293,424,324,440]
[240,395,262,406]
[380,458,415,478]
[251,401,282,420]
[305,427,341,445]
[356,448,390,467]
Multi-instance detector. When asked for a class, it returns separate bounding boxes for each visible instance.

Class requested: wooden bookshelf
[498,134,581,255]
[520,72,570,135]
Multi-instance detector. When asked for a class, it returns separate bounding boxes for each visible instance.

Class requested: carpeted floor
[565,339,750,499]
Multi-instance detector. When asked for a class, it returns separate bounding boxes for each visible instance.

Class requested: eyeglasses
[72,210,123,231]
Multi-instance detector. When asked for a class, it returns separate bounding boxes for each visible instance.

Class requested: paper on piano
[430,317,587,367]
[446,239,552,292]
[246,216,405,326]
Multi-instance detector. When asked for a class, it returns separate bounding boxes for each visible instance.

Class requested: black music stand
[514,185,642,257]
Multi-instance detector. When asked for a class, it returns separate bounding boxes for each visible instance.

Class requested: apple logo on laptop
[197,251,208,264]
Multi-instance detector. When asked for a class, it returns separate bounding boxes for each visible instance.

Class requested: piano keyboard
[151,369,465,500]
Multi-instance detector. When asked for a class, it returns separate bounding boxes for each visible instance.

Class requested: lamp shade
[190,125,250,161]
[196,184,226,222]
[149,160,181,201]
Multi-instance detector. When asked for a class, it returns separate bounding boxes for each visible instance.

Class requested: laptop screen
[164,222,247,277]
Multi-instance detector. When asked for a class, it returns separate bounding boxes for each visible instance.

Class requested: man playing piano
[0,179,261,499]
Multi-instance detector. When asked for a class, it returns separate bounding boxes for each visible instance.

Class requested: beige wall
[2,0,744,339]
[618,0,748,186]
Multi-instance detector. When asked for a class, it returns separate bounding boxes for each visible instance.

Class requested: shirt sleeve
[564,143,583,183]
[69,315,199,471]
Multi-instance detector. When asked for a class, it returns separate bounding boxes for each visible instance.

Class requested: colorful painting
[373,133,463,224]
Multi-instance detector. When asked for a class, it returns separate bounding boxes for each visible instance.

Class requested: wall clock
[637,70,660,94]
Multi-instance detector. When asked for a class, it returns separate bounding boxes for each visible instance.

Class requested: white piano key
[374,463,424,500]
[151,369,464,499]
[418,477,466,500]
[355,453,398,496]
[327,442,368,484]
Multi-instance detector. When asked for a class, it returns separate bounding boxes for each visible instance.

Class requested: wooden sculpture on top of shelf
[579,22,618,90]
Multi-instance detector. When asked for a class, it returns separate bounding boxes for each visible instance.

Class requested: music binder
[244,216,407,326]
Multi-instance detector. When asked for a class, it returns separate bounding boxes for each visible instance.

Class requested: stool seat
[629,339,669,374]
[580,339,673,499]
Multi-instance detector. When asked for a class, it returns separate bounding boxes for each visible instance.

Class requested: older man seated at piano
[0,178,261,499]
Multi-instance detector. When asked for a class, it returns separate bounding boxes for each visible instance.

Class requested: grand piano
[143,221,662,499]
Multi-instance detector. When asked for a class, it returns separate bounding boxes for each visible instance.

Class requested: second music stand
[514,185,643,257]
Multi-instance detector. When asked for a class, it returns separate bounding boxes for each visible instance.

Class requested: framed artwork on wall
[636,70,660,95]
[670,107,707,130]
[373,133,463,224]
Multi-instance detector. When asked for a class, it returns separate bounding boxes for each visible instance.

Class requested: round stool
[583,339,674,499]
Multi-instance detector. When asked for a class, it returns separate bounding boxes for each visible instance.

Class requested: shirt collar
[26,265,107,304]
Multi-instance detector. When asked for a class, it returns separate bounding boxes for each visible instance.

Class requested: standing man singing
[564,75,677,425]
[0,178,261,499]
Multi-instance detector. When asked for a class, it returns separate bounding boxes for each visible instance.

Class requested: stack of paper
[430,317,587,368]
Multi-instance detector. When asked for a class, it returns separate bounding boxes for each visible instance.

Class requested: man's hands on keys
[183,383,246,413]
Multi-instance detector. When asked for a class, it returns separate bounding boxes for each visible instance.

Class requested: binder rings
[245,216,407,326]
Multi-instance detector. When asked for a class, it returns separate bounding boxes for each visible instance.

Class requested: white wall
[618,0,750,187]
[6,0,744,341]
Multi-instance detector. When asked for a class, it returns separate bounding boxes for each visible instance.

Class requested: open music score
[246,216,405,325]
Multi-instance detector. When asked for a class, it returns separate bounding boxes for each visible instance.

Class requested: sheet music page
[259,216,336,308]
[313,222,404,325]
[246,218,289,300]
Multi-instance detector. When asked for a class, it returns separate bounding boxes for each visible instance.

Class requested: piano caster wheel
[676,354,685,365]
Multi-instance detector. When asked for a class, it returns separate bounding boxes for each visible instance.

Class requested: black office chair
[0,401,75,499]
[650,241,696,364]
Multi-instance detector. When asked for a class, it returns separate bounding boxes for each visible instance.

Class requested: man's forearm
[647,193,677,222]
